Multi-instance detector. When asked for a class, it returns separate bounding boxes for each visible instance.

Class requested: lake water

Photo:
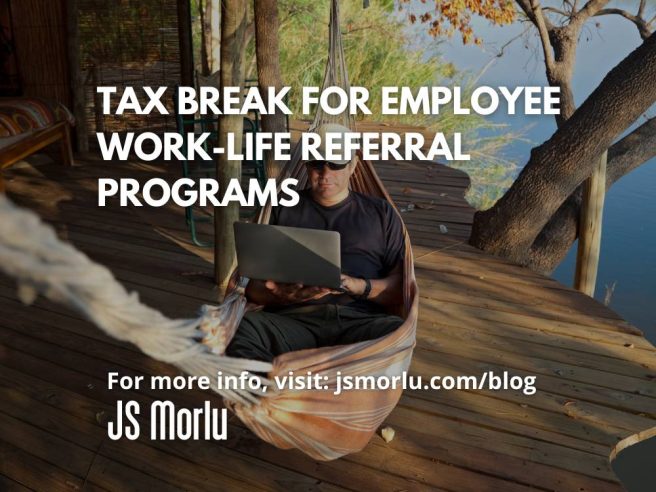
[552,163,656,343]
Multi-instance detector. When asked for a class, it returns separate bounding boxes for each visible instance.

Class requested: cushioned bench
[0,98,75,191]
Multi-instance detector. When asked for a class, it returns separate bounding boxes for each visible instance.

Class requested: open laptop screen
[234,222,342,289]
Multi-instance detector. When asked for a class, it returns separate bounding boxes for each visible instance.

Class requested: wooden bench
[0,121,73,192]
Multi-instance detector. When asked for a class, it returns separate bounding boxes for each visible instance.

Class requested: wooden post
[214,0,246,295]
[177,0,194,87]
[90,63,104,134]
[65,0,88,153]
[574,150,607,296]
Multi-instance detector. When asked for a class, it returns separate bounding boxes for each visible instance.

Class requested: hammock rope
[0,195,274,407]
[0,0,419,461]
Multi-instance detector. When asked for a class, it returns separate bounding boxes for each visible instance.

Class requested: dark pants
[225,304,403,362]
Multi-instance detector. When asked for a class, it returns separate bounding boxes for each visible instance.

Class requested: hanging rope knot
[198,290,248,354]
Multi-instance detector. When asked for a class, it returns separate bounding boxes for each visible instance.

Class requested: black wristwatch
[359,278,372,300]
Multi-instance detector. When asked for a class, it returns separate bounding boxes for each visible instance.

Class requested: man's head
[305,123,357,206]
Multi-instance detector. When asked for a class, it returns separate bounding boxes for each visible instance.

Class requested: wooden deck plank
[418,277,637,332]
[0,474,35,492]
[0,361,350,492]
[0,412,95,481]
[84,455,190,492]
[420,297,650,349]
[411,347,656,416]
[417,318,655,377]
[415,269,625,321]
[390,400,619,483]
[0,439,86,492]
[366,419,620,492]
[404,366,644,447]
[415,332,656,397]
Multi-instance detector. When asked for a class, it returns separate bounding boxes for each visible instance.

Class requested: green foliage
[271,0,455,125]
[181,0,518,209]
[266,0,518,209]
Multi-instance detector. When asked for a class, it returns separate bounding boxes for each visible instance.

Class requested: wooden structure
[575,150,608,296]
[0,150,654,491]
[4,0,192,141]
[7,0,70,104]
[0,121,73,191]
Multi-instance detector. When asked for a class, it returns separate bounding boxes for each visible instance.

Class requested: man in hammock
[226,124,405,362]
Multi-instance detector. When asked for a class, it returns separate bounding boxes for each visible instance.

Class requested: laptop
[234,222,342,289]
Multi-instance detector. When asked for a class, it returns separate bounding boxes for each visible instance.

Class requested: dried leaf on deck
[380,426,395,443]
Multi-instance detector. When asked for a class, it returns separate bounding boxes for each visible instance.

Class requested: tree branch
[529,0,556,71]
[574,0,610,24]
[526,116,656,273]
[543,6,571,18]
[595,8,652,39]
[515,0,540,25]
[596,8,640,22]
[515,0,533,22]
[606,116,656,185]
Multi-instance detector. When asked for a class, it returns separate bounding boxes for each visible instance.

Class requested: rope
[0,195,273,406]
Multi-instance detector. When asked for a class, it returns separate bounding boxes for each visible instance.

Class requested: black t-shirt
[270,189,405,311]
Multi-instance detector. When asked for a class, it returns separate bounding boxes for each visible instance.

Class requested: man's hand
[338,264,403,306]
[263,280,338,304]
[339,274,366,297]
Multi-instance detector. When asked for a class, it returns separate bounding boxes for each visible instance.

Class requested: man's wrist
[358,278,372,300]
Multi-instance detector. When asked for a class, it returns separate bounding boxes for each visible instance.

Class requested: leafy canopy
[400,0,516,45]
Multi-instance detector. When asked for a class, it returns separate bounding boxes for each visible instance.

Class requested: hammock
[0,0,418,461]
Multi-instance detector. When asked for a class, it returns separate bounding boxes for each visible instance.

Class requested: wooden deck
[1,154,655,491]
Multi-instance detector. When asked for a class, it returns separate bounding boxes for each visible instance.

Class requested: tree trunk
[214,0,246,294]
[208,0,221,73]
[470,33,656,264]
[489,1,655,275]
[254,0,287,180]
[526,116,656,273]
